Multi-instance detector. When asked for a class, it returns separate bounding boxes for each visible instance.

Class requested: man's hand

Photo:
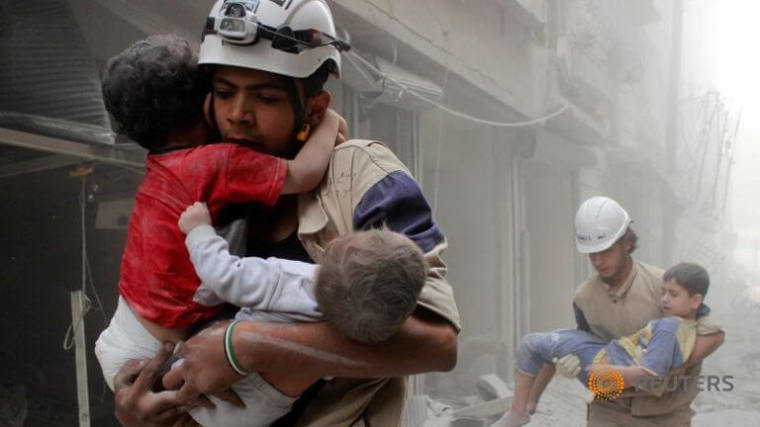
[553,354,581,378]
[660,364,689,391]
[163,321,245,408]
[178,202,211,235]
[668,364,688,378]
[114,343,188,426]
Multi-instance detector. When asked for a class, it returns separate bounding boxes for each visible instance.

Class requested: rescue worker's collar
[296,191,328,236]
[607,260,638,298]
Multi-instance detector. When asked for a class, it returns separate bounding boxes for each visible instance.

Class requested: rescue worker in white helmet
[198,0,349,158]
[534,196,724,427]
[113,1,460,426]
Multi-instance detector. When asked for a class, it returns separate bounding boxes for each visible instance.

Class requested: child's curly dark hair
[102,34,210,150]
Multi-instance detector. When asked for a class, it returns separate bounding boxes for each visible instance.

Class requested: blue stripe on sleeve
[353,170,444,253]
[574,302,592,332]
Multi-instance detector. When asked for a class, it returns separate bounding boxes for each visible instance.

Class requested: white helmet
[199,0,349,78]
[574,196,632,254]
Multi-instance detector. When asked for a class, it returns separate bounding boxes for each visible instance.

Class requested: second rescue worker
[570,197,724,426]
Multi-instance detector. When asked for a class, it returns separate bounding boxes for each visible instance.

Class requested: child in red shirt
[95,34,344,390]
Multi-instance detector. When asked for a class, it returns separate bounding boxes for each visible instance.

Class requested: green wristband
[224,320,249,376]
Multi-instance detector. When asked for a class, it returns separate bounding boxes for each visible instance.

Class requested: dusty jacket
[294,140,460,426]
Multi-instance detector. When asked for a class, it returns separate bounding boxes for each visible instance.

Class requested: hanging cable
[346,51,570,128]
[63,174,92,350]
[63,170,109,350]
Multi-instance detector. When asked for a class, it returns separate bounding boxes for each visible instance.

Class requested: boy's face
[210,66,299,157]
[661,278,702,318]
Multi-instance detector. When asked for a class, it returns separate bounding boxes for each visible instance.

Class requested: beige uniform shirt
[293,140,460,427]
[574,260,722,417]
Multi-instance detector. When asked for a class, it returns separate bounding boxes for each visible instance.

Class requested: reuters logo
[588,369,625,400]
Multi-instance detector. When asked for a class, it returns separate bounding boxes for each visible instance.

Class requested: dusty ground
[526,373,760,426]
[422,272,760,427]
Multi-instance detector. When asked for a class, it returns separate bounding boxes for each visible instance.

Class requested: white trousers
[94,297,163,391]
[94,297,297,426]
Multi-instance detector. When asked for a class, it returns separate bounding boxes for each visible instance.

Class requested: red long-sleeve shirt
[118,143,286,328]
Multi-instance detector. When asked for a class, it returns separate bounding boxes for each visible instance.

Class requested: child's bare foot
[526,400,537,415]
[491,410,530,427]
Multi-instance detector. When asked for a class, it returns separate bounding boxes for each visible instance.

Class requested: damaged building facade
[0,0,739,425]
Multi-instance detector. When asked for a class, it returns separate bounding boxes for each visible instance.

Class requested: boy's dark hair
[315,229,428,344]
[663,262,709,297]
[102,34,209,150]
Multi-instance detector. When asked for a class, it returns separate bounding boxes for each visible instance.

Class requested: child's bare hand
[178,202,211,234]
[336,115,348,145]
[320,109,347,146]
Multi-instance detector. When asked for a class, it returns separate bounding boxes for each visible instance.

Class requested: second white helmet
[199,0,349,78]
[574,196,631,254]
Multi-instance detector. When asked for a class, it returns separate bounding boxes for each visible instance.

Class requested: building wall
[560,0,679,266]
[418,114,522,392]
[328,0,552,118]
[523,164,578,332]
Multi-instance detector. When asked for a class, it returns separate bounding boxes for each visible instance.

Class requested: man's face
[588,241,629,283]
[210,65,300,157]
[661,278,700,318]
